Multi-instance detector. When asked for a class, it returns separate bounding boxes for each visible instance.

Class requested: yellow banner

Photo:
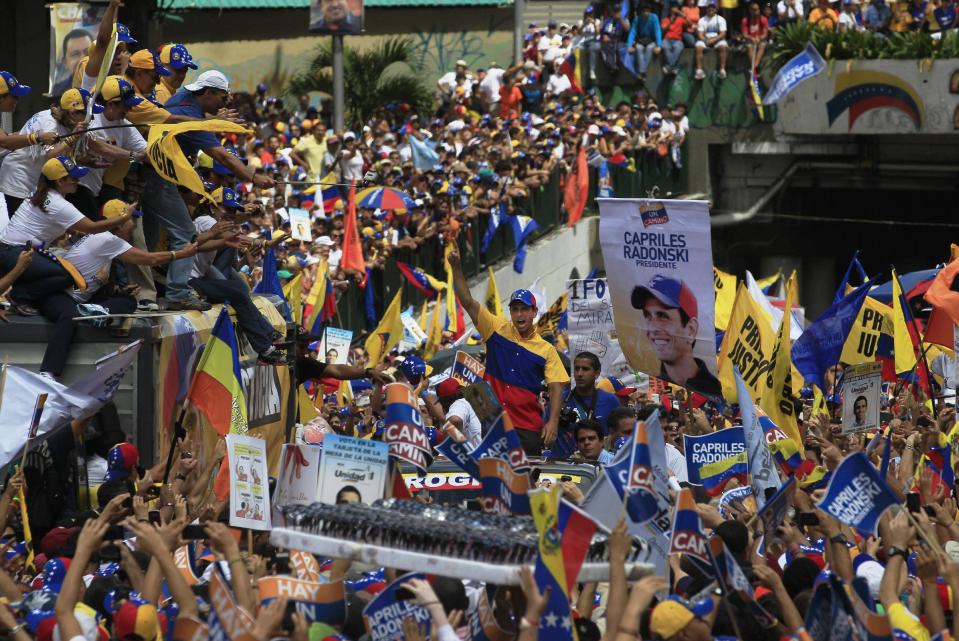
[718,283,777,403]
[840,296,893,366]
[146,120,252,203]
[759,280,803,452]
[713,267,737,330]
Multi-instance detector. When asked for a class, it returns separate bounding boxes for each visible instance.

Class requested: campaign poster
[320,327,352,364]
[316,434,389,505]
[566,278,634,384]
[598,199,720,399]
[682,426,746,486]
[289,208,313,242]
[49,3,107,95]
[363,572,430,641]
[841,362,882,435]
[273,444,322,524]
[309,0,364,34]
[227,434,272,530]
[451,351,485,387]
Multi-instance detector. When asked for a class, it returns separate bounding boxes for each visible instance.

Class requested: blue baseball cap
[509,289,537,308]
[116,23,137,44]
[158,43,198,70]
[631,274,698,319]
[0,71,30,97]
[212,186,240,208]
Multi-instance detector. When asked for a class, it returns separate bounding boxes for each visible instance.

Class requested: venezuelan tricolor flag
[188,307,248,436]
[396,262,445,299]
[700,451,748,497]
[319,172,343,213]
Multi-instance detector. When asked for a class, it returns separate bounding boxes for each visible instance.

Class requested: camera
[557,406,580,432]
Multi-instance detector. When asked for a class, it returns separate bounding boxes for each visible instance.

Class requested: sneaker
[137,300,159,312]
[166,296,212,312]
[718,69,727,79]
[257,348,285,366]
[77,303,111,327]
[694,68,706,80]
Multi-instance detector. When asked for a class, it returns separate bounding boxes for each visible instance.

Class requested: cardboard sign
[289,208,312,242]
[226,434,271,530]
[452,351,486,386]
[363,572,431,641]
[258,575,346,625]
[841,362,882,435]
[273,444,321,524]
[566,278,634,384]
[208,565,257,641]
[319,327,352,364]
[317,434,389,505]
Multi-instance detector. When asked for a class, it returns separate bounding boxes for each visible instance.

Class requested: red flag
[340,181,366,278]
[925,259,959,326]
[925,305,955,349]
[563,146,589,227]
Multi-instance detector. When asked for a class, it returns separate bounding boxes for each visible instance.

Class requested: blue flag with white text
[816,451,899,536]
[763,42,826,105]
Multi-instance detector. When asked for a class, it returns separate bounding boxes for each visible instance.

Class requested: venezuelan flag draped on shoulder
[188,307,248,436]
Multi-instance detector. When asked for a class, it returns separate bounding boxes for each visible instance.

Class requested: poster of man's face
[309,0,364,34]
[842,369,881,434]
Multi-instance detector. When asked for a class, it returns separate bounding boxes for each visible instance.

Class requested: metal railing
[331,145,688,335]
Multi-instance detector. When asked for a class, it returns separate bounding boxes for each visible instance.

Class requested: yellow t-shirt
[154,77,180,106]
[886,603,931,641]
[294,136,328,182]
[809,6,839,28]
[890,1,913,30]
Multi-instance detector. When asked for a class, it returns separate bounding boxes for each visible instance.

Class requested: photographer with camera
[545,351,621,460]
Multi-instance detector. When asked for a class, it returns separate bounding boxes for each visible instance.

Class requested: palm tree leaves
[286,36,431,129]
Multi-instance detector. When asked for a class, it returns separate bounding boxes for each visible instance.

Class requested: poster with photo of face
[309,0,364,34]
[842,362,882,434]
[598,199,719,400]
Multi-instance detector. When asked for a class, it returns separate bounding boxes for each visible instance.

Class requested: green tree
[287,36,431,130]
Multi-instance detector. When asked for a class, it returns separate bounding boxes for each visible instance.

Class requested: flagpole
[722,598,746,640]
[892,267,937,414]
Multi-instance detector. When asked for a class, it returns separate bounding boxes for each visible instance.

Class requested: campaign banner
[717,283,777,404]
[316,434,389,504]
[736,369,780,508]
[566,279,634,383]
[434,437,480,480]
[816,451,899,535]
[172,616,209,641]
[209,565,257,641]
[470,413,529,472]
[763,42,826,105]
[669,488,710,564]
[258,575,346,625]
[478,457,531,515]
[469,587,514,641]
[363,572,431,641]
[383,383,433,474]
[757,476,796,545]
[289,208,313,242]
[717,485,756,518]
[598,199,720,400]
[289,550,321,582]
[273,444,321,524]
[682,427,746,486]
[320,327,353,364]
[626,422,660,522]
[709,537,777,628]
[452,351,486,387]
[841,362,882,435]
[309,0,364,34]
[226,434,271,530]
[48,3,108,94]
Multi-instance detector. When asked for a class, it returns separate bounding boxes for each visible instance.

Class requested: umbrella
[429,344,485,372]
[356,186,415,212]
[867,268,939,304]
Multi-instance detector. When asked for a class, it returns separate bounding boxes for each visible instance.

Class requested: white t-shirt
[665,443,689,483]
[63,232,132,301]
[447,398,482,448]
[437,71,458,92]
[328,247,342,269]
[80,113,146,196]
[838,11,861,29]
[338,150,364,182]
[190,215,218,279]
[777,0,805,19]
[0,110,69,199]
[478,68,505,105]
[698,14,728,37]
[0,190,85,245]
[85,454,109,486]
[547,73,572,96]
[0,195,7,237]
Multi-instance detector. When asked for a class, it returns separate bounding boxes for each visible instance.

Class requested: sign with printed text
[841,362,882,435]
[817,451,898,535]
[363,572,431,641]
[289,208,312,242]
[383,383,433,474]
[400,311,427,353]
[319,327,353,364]
[208,565,257,641]
[317,434,388,504]
[259,575,346,625]
[566,278,634,384]
[683,427,746,486]
[452,351,486,386]
[273,444,322,524]
[226,434,271,530]
[598,199,720,400]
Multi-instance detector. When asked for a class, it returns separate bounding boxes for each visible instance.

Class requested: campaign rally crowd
[3,1,959,641]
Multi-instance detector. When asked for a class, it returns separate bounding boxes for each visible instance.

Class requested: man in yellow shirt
[290,121,329,182]
[809,0,840,28]
[155,43,199,105]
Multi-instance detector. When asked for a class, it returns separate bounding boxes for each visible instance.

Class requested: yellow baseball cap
[101,200,130,219]
[650,598,713,639]
[129,49,171,76]
[42,156,89,181]
[100,76,143,107]
[60,88,102,114]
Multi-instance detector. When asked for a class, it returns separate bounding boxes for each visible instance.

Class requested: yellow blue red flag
[188,307,248,436]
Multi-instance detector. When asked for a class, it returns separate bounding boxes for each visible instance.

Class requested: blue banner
[470,414,529,472]
[362,572,431,641]
[683,427,746,486]
[434,436,480,480]
[757,476,796,544]
[763,42,826,105]
[816,451,899,536]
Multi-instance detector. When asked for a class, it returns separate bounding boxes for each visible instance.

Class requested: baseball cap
[0,71,30,97]
[184,69,229,92]
[343,131,357,141]
[114,598,163,641]
[509,289,537,308]
[101,200,132,219]
[158,43,198,70]
[437,377,462,398]
[548,18,558,27]
[631,275,698,319]
[100,76,143,107]
[650,597,713,639]
[60,88,103,114]
[212,186,241,208]
[455,59,468,67]
[587,124,600,135]
[106,442,139,481]
[314,235,335,247]
[42,156,89,181]
[116,23,137,44]
[129,49,172,76]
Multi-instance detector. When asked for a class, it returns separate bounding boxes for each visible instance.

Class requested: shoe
[257,348,285,366]
[694,68,706,80]
[718,69,727,79]
[13,302,39,317]
[166,296,212,312]
[76,303,111,328]
[137,300,159,312]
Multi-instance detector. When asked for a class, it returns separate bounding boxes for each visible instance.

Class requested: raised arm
[84,0,124,82]
[445,249,480,326]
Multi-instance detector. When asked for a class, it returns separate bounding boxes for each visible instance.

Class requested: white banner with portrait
[598,199,719,399]
[49,3,108,95]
